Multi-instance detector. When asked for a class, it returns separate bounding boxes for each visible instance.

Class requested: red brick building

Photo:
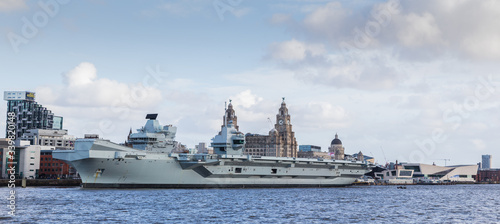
[477,169,500,182]
[39,150,74,179]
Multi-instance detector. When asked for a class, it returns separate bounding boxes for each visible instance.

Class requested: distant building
[20,129,76,179]
[20,129,75,149]
[244,98,298,157]
[0,138,9,178]
[299,145,321,152]
[328,133,344,160]
[482,155,492,170]
[207,148,214,154]
[374,167,414,184]
[4,91,63,138]
[196,142,208,154]
[477,169,500,182]
[352,152,375,164]
[377,163,479,183]
[39,150,76,179]
[357,151,364,161]
[297,151,330,159]
[1,140,40,179]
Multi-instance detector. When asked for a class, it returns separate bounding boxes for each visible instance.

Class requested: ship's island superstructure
[53,103,372,188]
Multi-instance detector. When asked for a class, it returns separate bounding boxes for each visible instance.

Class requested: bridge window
[233,140,244,144]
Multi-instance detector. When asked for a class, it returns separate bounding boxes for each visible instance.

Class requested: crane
[380,146,387,164]
[435,159,450,166]
[267,117,273,130]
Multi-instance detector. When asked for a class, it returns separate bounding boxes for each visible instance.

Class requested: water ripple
[0,185,499,223]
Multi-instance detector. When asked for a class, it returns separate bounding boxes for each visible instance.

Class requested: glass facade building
[4,91,62,138]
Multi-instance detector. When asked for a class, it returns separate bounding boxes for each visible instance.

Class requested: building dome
[331,133,342,145]
[331,139,342,145]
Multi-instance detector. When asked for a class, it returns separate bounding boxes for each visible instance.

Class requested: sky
[1,0,499,167]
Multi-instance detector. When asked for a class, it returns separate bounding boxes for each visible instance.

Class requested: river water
[1,184,499,223]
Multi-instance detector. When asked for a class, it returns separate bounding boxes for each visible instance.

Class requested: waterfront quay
[0,179,81,187]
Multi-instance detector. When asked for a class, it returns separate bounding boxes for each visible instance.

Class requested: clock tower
[244,98,298,158]
[273,98,297,157]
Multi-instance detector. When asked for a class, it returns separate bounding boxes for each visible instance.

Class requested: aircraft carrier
[53,107,372,188]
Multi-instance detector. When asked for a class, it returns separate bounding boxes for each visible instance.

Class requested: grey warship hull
[54,139,370,188]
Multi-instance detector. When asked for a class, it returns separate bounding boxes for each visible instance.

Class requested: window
[235,168,242,173]
[404,166,421,172]
[233,140,244,144]
[399,171,412,177]
[30,163,35,166]
[271,169,277,174]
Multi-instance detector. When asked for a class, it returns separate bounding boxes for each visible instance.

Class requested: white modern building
[375,163,478,183]
[1,129,76,179]
[1,140,40,179]
[21,129,75,150]
[375,167,414,184]
[404,163,478,183]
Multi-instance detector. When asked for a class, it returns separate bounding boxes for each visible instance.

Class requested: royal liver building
[244,98,298,158]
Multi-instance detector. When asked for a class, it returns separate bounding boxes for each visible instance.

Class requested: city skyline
[1,0,499,167]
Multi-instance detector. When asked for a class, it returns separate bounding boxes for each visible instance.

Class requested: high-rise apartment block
[482,155,492,170]
[4,91,63,138]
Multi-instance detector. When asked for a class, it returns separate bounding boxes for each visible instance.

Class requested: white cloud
[0,0,26,12]
[267,41,402,90]
[270,13,292,24]
[297,102,349,129]
[55,62,162,108]
[272,0,500,61]
[232,7,251,18]
[230,90,263,108]
[157,0,208,16]
[302,1,350,41]
[32,62,164,142]
[471,139,486,151]
[268,39,325,62]
[396,12,443,48]
[63,62,97,86]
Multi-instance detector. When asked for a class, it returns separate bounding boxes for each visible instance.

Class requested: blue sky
[1,0,499,167]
